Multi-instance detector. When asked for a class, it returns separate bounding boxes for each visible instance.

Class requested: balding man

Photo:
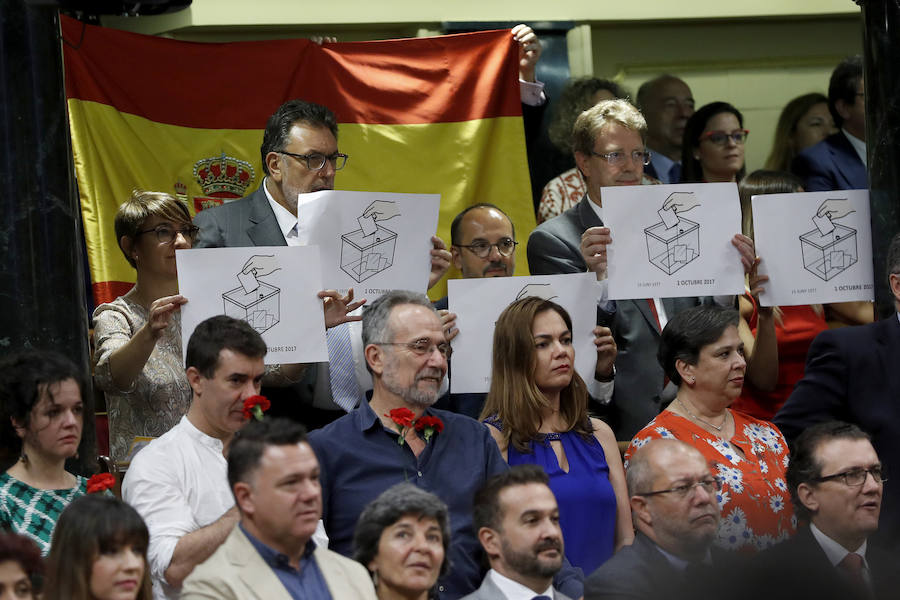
[637,75,695,184]
[585,439,723,599]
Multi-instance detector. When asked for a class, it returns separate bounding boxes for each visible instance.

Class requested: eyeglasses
[699,130,749,145]
[455,238,518,258]
[135,224,200,244]
[812,466,886,487]
[636,477,721,499]
[589,150,651,167]
[375,339,452,358]
[278,150,349,171]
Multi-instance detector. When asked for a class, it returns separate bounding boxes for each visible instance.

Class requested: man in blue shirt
[309,290,583,599]
[181,418,376,600]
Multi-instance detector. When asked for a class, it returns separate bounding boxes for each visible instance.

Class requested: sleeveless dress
[485,416,617,574]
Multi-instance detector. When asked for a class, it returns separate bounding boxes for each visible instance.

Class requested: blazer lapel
[247,188,288,246]
[830,134,867,189]
[228,528,294,600]
[576,194,603,230]
[314,547,354,597]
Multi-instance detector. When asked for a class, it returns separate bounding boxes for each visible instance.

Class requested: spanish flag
[62,16,534,305]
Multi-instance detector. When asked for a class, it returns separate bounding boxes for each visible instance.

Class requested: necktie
[668,162,682,184]
[532,596,553,600]
[838,552,866,589]
[326,323,363,412]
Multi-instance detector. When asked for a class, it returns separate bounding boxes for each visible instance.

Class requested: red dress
[732,303,827,420]
[626,410,795,553]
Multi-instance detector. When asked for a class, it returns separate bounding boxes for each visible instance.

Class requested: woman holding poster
[480,297,631,575]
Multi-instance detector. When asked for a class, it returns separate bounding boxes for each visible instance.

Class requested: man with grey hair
[308,290,584,599]
[585,439,722,599]
[636,74,695,184]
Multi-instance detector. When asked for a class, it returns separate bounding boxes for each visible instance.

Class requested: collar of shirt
[488,569,555,600]
[585,192,604,223]
[809,522,868,569]
[648,149,677,184]
[263,177,301,244]
[181,415,225,453]
[240,522,316,571]
[842,129,867,165]
[655,543,712,571]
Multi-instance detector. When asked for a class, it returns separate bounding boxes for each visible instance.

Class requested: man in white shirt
[463,465,573,600]
[123,315,326,599]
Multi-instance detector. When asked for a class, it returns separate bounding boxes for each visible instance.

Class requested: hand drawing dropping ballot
[645,191,701,275]
[341,200,399,283]
[800,198,857,282]
[224,255,282,333]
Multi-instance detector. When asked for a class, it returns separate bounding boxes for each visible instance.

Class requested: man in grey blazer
[463,465,575,600]
[527,99,754,439]
[181,417,377,600]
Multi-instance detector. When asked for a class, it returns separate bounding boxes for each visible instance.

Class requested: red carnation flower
[86,473,116,494]
[414,415,444,443]
[387,407,416,428]
[242,395,271,421]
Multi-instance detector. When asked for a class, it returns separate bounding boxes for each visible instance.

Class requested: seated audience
[309,290,582,598]
[182,418,375,599]
[481,297,629,574]
[746,422,897,600]
[43,495,151,600]
[463,465,573,600]
[637,74,696,184]
[538,78,628,223]
[680,101,747,183]
[764,93,836,172]
[586,439,729,600]
[0,532,43,599]
[0,350,88,556]
[354,484,449,600]
[92,190,195,463]
[627,305,795,553]
[792,56,866,192]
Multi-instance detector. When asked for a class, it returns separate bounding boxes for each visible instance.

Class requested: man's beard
[381,364,444,408]
[499,536,563,579]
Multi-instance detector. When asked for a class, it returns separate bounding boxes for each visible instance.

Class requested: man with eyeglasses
[746,421,897,600]
[308,290,583,599]
[586,439,725,599]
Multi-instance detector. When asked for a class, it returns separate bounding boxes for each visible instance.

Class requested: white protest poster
[296,190,440,300]
[448,273,598,394]
[603,182,745,299]
[177,246,328,365]
[751,190,874,306]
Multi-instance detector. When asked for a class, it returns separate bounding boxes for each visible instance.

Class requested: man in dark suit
[775,233,900,546]
[585,439,724,599]
[636,75,695,184]
[747,421,896,600]
[792,55,867,192]
[527,99,754,438]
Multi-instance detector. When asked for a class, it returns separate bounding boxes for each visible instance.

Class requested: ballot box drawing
[799,223,858,281]
[340,225,398,283]
[644,218,701,275]
[223,281,281,333]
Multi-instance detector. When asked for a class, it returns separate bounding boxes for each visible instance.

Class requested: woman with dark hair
[0,532,43,599]
[43,495,151,600]
[0,350,88,556]
[354,484,450,600]
[626,305,794,553]
[764,93,835,173]
[480,297,630,575]
[681,101,747,183]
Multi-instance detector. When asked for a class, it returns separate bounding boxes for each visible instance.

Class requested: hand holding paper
[593,325,616,380]
[580,226,612,281]
[318,288,366,328]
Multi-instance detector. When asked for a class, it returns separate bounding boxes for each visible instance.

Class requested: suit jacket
[460,572,573,600]
[180,525,377,600]
[775,317,900,544]
[791,131,867,192]
[527,196,708,438]
[193,185,287,248]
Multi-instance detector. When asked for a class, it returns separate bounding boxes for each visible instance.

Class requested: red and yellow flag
[62,16,534,305]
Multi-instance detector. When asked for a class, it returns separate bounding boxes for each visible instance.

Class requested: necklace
[676,397,728,432]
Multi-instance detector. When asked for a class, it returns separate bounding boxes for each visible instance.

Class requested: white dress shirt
[262,178,301,245]
[810,522,871,584]
[843,129,867,166]
[489,569,556,599]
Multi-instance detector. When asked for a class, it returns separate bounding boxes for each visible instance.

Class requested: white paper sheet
[296,190,440,300]
[751,190,874,306]
[603,183,745,300]
[448,273,599,394]
[177,246,328,365]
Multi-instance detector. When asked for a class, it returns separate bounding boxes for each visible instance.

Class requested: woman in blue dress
[480,297,632,575]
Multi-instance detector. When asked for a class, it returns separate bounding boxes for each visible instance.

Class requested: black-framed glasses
[636,477,721,499]
[375,339,452,358]
[135,224,199,244]
[278,150,348,171]
[455,238,518,258]
[589,150,651,167]
[812,466,886,487]
[699,130,749,146]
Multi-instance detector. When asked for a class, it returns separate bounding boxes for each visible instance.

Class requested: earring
[19,449,28,466]
[371,570,379,587]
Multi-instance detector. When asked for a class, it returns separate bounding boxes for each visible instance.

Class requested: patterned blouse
[626,409,796,553]
[0,472,87,555]
[538,167,586,224]
[92,292,192,462]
